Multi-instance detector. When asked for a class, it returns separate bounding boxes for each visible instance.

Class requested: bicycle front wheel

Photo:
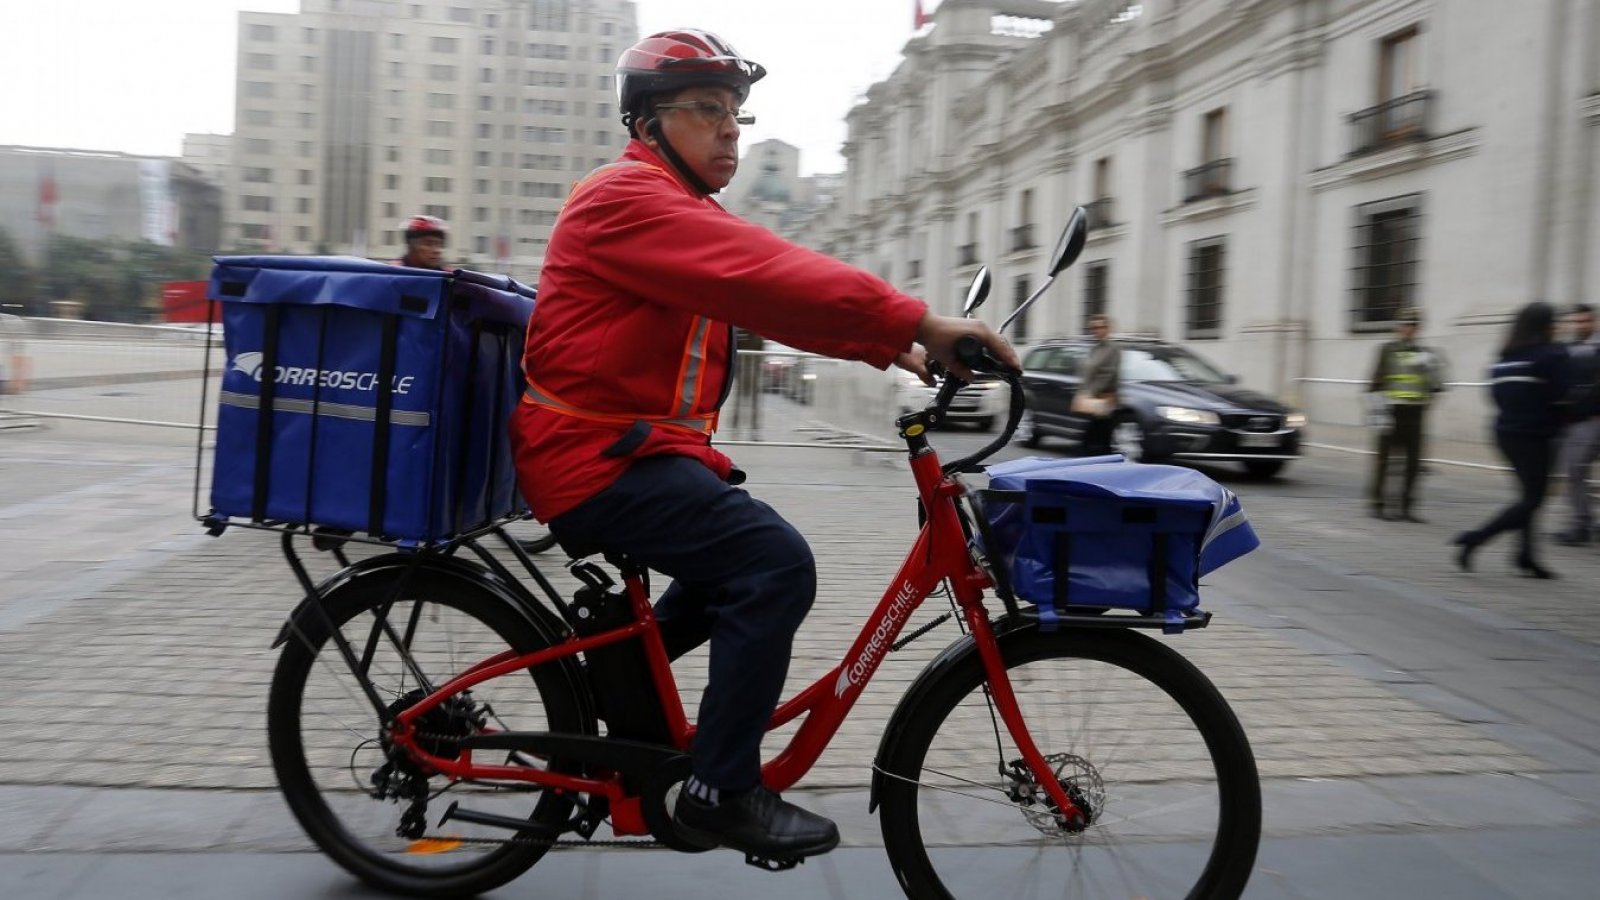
[877,628,1260,899]
[268,565,588,898]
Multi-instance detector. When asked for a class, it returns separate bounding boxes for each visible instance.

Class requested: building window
[248,24,276,41]
[1011,275,1032,343]
[300,84,314,100]
[244,138,273,154]
[481,36,496,54]
[1183,108,1232,202]
[241,224,270,240]
[473,207,489,222]
[389,33,403,49]
[298,112,314,128]
[303,27,315,44]
[298,141,313,158]
[475,179,490,193]
[384,174,399,189]
[477,123,493,138]
[426,148,452,164]
[385,146,400,162]
[423,205,451,220]
[424,177,453,192]
[427,120,455,137]
[449,6,472,23]
[1351,194,1424,331]
[296,198,311,214]
[244,81,274,98]
[1011,188,1035,251]
[242,195,273,212]
[475,150,491,166]
[300,56,315,73]
[244,109,273,126]
[390,61,404,77]
[428,65,457,82]
[431,36,458,53]
[428,92,455,108]
[1351,26,1431,155]
[294,225,311,242]
[1083,261,1109,331]
[297,169,312,185]
[1185,237,1227,339]
[383,202,398,218]
[246,53,275,70]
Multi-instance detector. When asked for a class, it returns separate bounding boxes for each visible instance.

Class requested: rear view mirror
[963,266,991,316]
[1048,207,1089,278]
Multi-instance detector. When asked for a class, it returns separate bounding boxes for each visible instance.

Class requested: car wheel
[1111,414,1148,462]
[1015,409,1041,448]
[1243,459,1286,479]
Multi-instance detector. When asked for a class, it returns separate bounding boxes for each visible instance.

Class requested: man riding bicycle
[397,214,448,270]
[509,29,1017,860]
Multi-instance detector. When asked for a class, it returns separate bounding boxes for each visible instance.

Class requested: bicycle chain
[397,728,663,851]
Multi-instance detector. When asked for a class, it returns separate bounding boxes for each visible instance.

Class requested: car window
[1119,346,1231,383]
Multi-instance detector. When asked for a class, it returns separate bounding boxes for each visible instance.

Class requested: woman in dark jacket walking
[1453,302,1570,577]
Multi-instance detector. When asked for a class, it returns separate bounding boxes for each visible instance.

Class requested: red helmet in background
[401,215,448,243]
[616,29,766,125]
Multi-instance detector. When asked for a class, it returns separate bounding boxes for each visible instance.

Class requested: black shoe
[1371,508,1394,521]
[1450,532,1478,572]
[673,785,840,858]
[1515,556,1557,579]
[1552,530,1590,547]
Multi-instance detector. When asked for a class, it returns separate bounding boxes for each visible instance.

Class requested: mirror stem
[998,273,1058,336]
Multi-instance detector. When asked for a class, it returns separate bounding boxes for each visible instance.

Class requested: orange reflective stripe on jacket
[522,377,717,436]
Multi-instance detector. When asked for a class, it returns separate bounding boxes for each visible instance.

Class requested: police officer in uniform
[1367,307,1445,521]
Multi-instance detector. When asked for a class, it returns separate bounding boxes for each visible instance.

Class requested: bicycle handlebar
[930,336,1025,476]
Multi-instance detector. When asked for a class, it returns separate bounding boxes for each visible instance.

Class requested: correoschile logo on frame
[229,350,414,395]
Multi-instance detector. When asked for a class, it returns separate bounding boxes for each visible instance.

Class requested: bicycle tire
[877,627,1260,899]
[268,565,587,898]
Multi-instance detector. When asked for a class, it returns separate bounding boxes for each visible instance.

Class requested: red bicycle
[264,213,1261,899]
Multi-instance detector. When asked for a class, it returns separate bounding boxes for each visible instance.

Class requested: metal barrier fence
[0,317,901,447]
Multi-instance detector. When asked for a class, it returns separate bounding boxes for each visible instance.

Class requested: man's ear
[634,118,659,149]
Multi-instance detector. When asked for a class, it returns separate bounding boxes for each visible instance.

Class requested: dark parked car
[1015,337,1306,478]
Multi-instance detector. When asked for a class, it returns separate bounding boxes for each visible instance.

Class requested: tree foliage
[0,231,213,323]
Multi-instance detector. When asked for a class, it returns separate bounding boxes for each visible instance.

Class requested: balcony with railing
[1348,90,1433,157]
[1084,197,1115,230]
[1182,158,1233,203]
[957,242,980,267]
[1009,224,1035,252]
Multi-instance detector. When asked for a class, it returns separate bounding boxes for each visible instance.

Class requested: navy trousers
[550,454,817,790]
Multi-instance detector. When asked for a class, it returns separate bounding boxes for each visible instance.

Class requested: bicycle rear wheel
[877,628,1260,899]
[268,565,588,898]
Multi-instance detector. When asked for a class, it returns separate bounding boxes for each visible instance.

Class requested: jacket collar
[622,139,717,198]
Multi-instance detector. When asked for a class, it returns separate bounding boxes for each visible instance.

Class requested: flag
[914,0,931,29]
[36,163,58,229]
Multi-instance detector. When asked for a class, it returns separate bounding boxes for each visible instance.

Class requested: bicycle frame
[383,425,1085,836]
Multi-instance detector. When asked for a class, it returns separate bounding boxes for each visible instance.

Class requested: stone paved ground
[0,413,1546,794]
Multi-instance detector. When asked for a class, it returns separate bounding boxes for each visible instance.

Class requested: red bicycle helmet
[617,29,766,124]
[401,215,447,242]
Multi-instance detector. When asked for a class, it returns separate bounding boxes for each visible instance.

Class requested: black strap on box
[450,317,485,536]
[250,304,282,522]
[366,315,399,537]
[300,306,332,528]
[1149,533,1169,616]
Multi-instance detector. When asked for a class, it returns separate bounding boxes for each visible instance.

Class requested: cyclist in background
[511,29,1017,862]
[397,215,447,270]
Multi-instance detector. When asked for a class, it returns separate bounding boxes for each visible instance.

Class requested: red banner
[161,281,211,323]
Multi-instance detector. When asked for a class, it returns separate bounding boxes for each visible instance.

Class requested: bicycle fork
[960,605,1088,829]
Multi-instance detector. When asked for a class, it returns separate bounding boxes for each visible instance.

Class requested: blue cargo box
[206,256,534,546]
[981,457,1259,630]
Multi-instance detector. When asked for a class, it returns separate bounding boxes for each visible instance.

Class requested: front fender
[867,613,1039,813]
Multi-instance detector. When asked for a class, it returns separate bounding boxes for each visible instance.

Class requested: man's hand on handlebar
[914,312,1022,381]
[894,346,935,386]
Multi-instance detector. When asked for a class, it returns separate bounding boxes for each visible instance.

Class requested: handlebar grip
[954,336,985,372]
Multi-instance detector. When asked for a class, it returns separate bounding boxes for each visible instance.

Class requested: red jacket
[512,140,928,521]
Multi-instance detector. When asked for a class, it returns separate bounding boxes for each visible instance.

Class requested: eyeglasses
[653,100,755,126]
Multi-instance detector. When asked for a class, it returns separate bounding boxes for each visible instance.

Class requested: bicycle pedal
[744,852,803,872]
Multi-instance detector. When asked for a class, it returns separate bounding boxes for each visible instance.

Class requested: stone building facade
[793,0,1600,439]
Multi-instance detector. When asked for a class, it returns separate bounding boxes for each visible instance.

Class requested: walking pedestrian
[1453,302,1570,578]
[1075,314,1120,455]
[1366,307,1446,521]
[1553,304,1600,545]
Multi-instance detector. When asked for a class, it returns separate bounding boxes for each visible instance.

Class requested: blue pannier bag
[981,456,1259,632]
[206,256,535,546]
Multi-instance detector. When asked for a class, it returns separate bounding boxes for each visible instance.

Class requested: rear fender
[270,552,595,727]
